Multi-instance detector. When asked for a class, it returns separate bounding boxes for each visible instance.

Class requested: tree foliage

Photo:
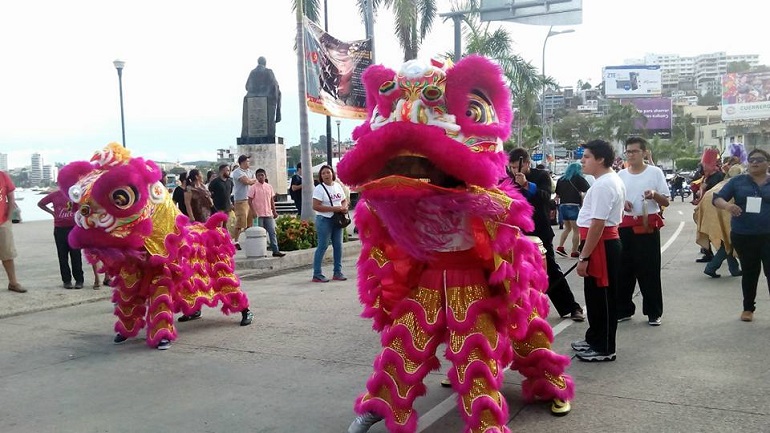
[356,0,437,61]
[697,91,720,106]
[291,0,321,23]
[727,61,751,73]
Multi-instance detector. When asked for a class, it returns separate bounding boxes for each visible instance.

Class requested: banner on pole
[304,18,372,119]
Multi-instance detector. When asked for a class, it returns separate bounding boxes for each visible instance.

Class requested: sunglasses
[748,157,768,163]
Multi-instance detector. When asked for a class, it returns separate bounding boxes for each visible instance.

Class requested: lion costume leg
[444,269,512,433]
[354,286,444,433]
[143,275,176,348]
[509,290,574,408]
[112,272,146,340]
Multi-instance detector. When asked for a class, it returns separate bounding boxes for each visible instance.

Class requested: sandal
[8,283,27,293]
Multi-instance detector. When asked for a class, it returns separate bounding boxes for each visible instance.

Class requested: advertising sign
[621,97,672,137]
[480,0,582,25]
[722,72,770,121]
[304,18,372,119]
[603,65,662,98]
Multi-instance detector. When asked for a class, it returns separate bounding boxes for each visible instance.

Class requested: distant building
[30,153,43,186]
[42,164,57,184]
[624,51,760,95]
[0,153,7,172]
[216,147,237,165]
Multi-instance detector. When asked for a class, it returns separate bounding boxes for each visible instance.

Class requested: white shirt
[577,171,626,228]
[313,181,346,218]
[617,165,670,216]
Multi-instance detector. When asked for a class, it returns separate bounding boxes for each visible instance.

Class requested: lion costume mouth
[371,155,465,189]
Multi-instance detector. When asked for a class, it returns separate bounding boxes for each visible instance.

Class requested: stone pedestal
[237,143,287,200]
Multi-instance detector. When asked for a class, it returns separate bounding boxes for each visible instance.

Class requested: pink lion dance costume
[58,144,252,349]
[338,56,574,433]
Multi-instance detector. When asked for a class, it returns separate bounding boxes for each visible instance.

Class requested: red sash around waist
[579,226,619,287]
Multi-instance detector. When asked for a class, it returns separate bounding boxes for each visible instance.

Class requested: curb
[0,241,362,319]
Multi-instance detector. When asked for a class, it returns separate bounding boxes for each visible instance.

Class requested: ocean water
[13,189,56,223]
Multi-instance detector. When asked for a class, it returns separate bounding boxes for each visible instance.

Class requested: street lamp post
[335,120,341,159]
[541,26,574,167]
[113,60,126,148]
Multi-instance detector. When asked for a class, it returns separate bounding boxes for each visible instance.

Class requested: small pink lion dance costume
[338,56,574,433]
[58,144,251,349]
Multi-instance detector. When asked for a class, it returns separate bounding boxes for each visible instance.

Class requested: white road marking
[418,220,686,431]
[661,222,685,253]
[677,210,683,215]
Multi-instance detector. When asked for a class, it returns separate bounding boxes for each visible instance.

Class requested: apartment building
[30,153,43,186]
[0,153,7,172]
[625,52,760,95]
[42,164,57,184]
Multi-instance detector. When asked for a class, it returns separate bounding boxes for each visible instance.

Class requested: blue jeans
[257,216,279,253]
[313,215,343,278]
[704,243,741,276]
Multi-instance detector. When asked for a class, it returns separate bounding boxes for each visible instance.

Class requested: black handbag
[321,183,351,228]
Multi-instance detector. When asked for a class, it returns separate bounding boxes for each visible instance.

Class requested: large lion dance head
[58,143,167,250]
[337,55,512,193]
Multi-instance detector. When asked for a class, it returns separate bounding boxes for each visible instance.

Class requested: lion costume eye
[421,85,443,103]
[465,91,496,125]
[110,186,137,209]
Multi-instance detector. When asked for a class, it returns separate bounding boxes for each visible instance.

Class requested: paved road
[1,200,768,433]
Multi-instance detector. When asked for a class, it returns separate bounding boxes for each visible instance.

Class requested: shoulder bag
[321,183,351,228]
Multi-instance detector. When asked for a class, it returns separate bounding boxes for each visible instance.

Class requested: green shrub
[675,157,700,171]
[276,215,317,251]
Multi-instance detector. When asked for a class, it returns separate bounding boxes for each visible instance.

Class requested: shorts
[559,204,580,221]
[0,220,17,261]
[234,200,254,230]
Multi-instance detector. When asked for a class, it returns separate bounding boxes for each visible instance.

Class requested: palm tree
[291,0,317,220]
[292,0,320,23]
[599,102,646,144]
[356,0,437,61]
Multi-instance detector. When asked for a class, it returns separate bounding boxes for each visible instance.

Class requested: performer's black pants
[54,226,83,285]
[543,239,581,317]
[617,227,663,320]
[584,238,621,354]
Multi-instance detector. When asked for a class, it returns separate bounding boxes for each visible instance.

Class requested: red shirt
[38,190,78,228]
[0,171,15,225]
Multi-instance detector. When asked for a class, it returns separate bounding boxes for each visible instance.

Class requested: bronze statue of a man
[240,57,281,144]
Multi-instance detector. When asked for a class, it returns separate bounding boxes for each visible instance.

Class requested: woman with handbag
[311,165,349,283]
[555,162,590,258]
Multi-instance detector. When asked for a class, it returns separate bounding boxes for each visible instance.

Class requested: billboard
[621,97,672,138]
[603,65,662,98]
[722,71,770,121]
[480,0,582,25]
[304,18,372,119]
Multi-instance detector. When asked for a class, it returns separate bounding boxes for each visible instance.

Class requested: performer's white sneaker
[348,412,383,433]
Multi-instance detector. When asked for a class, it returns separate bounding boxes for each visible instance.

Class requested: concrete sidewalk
[0,220,360,318]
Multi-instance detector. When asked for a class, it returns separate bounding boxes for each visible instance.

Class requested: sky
[1,0,768,169]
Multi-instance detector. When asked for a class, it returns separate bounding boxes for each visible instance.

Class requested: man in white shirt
[231,155,256,249]
[572,140,626,362]
[616,137,670,326]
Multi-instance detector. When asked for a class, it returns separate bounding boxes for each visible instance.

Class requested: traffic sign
[574,147,584,158]
[532,152,544,162]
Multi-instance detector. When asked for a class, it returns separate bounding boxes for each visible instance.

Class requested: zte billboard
[603,65,662,98]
